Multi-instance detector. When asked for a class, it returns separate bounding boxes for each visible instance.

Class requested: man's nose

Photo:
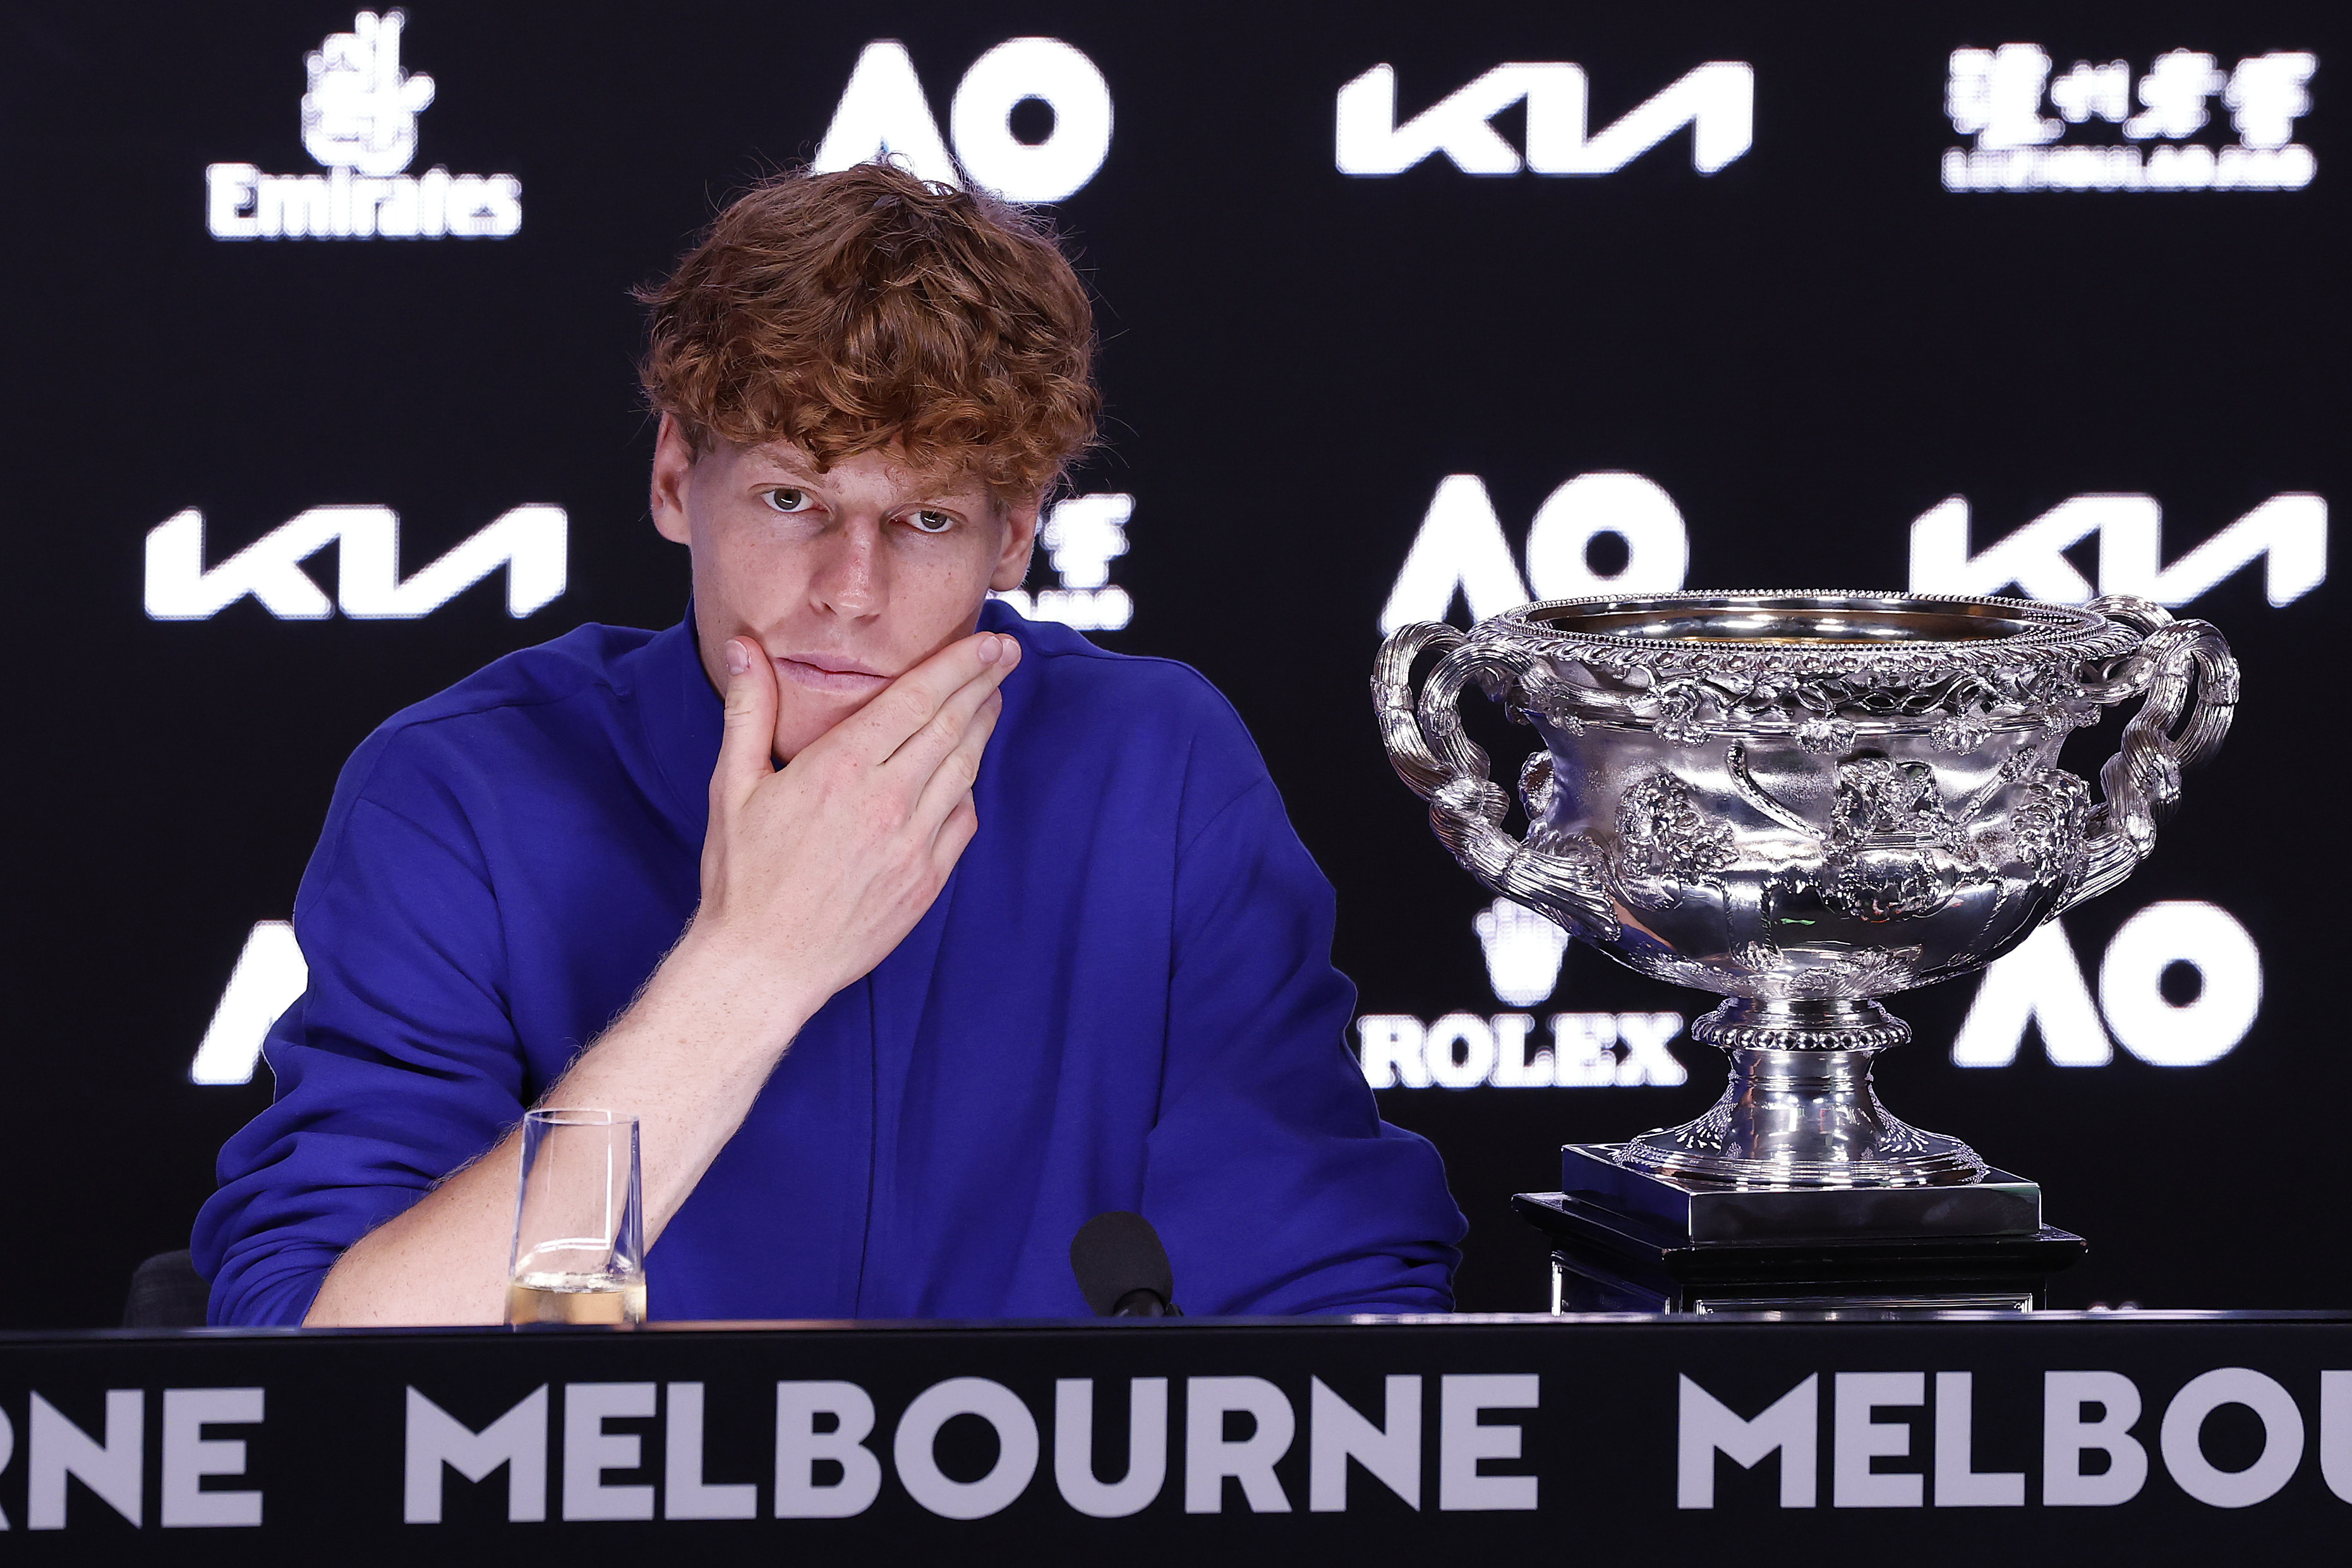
[807,518,887,618]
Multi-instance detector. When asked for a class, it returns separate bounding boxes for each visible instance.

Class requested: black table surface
[0,1311,2343,1562]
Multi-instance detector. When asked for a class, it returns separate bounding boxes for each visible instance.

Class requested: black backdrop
[3,0,2341,1329]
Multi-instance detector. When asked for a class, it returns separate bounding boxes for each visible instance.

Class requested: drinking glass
[506,1107,646,1325]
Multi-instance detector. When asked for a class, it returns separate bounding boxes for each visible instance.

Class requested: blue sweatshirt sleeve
[1141,711,1467,1316]
[191,734,531,1326]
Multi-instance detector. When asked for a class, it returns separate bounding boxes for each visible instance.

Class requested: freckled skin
[650,414,1040,759]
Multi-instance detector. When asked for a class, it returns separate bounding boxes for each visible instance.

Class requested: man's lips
[773,654,890,694]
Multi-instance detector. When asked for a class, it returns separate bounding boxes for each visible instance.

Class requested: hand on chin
[766,654,898,763]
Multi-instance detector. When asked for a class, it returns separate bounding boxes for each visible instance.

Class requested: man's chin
[772,692,879,763]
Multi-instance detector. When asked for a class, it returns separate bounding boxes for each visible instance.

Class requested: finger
[929,790,980,874]
[710,635,781,815]
[834,632,1013,763]
[881,638,1017,776]
[910,687,1003,831]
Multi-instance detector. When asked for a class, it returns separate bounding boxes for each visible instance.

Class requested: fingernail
[978,634,1003,665]
[998,634,1020,660]
[724,639,750,675]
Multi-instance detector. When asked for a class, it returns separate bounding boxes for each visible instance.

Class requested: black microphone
[1070,1211,1183,1317]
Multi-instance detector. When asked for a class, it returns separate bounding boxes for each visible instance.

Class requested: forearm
[303,930,824,1326]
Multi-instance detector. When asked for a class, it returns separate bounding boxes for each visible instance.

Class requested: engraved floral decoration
[1629,943,1925,1001]
[1830,759,1963,848]
[1930,713,1991,752]
[1504,593,2141,747]
[1616,773,1736,877]
[1610,773,1735,912]
[1984,771,2093,889]
[1795,717,1857,755]
[1648,680,1716,745]
[1767,944,1924,1001]
[1822,759,1972,922]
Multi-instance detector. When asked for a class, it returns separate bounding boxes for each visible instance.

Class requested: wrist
[654,918,832,1052]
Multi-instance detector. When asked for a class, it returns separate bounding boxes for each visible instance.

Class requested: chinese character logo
[1943,45,2314,191]
[301,9,437,176]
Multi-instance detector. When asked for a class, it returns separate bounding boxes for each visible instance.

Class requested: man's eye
[763,488,814,514]
[906,510,956,534]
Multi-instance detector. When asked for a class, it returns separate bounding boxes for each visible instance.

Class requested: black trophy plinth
[1514,1143,2085,1313]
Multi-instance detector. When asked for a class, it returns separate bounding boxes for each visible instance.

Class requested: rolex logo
[1473,897,1571,1008]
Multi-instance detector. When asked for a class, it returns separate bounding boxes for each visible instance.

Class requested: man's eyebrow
[740,452,820,481]
[738,449,989,504]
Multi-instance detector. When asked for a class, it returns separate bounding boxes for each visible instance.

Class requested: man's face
[651,416,1039,759]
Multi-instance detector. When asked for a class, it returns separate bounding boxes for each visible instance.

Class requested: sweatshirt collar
[627,612,721,843]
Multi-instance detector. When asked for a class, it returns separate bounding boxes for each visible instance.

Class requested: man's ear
[651,413,695,545]
[990,496,1042,593]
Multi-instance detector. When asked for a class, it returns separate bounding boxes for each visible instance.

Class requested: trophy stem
[1619,999,1987,1189]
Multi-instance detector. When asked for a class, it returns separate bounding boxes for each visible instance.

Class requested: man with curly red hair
[196,164,1464,1325]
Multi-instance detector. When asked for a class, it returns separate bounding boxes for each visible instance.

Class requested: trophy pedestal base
[1558,1142,2045,1241]
[1515,1143,2086,1313]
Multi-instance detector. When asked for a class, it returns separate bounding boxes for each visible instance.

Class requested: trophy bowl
[1376,590,2236,1192]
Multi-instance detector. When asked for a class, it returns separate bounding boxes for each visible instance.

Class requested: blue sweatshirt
[193,604,1464,1324]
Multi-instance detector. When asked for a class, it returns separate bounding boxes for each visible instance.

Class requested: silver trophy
[1376,592,2235,1289]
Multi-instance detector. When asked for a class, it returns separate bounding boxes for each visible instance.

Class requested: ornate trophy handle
[1373,622,1620,938]
[2055,594,2240,914]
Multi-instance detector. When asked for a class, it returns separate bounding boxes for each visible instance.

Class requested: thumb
[712,636,780,814]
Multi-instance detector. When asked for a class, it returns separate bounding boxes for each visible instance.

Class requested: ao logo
[144,505,567,621]
[1956,903,2260,1070]
[1378,473,1689,634]
[1910,493,2327,608]
[1337,61,1752,177]
[814,39,1112,203]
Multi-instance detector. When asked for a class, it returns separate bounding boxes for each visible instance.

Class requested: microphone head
[1070,1210,1174,1317]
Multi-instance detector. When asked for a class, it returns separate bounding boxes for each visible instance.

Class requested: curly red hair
[637,163,1100,503]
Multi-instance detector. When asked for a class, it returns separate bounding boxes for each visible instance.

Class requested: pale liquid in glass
[505,1270,646,1325]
